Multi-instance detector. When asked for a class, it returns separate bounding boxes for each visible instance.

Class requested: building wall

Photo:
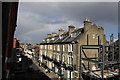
[39,19,105,79]
[2,2,18,79]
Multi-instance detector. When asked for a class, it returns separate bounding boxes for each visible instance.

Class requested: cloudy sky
[14,2,118,44]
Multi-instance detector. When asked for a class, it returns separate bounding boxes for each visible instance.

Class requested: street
[9,54,51,80]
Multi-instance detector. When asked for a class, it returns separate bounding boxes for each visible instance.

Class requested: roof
[40,28,84,45]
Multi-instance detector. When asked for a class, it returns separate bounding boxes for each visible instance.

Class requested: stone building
[39,18,105,79]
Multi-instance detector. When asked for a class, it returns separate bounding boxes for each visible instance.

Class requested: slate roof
[40,27,84,44]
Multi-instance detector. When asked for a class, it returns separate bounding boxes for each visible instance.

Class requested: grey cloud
[15,2,118,44]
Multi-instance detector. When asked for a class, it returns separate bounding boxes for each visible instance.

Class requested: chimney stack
[47,34,52,38]
[84,17,92,25]
[52,32,57,37]
[68,25,75,35]
[59,29,64,35]
[84,17,92,31]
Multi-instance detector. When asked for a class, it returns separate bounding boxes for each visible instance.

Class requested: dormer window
[71,33,76,37]
[47,39,50,43]
[59,35,63,39]
[51,38,55,40]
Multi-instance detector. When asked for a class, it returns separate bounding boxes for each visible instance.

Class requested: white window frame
[59,35,63,39]
[50,45,52,50]
[68,56,73,65]
[47,39,49,43]
[44,51,46,56]
[57,53,60,62]
[45,45,47,49]
[93,34,95,39]
[41,45,43,49]
[62,54,65,62]
[51,38,54,40]
[63,45,65,52]
[95,34,99,39]
[68,44,73,52]
[54,45,56,50]
[40,50,42,55]
[50,53,52,58]
[57,45,60,51]
[71,33,76,37]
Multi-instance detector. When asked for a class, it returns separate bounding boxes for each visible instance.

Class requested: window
[53,53,56,59]
[54,45,55,50]
[53,63,54,67]
[50,53,52,58]
[71,33,76,37]
[57,45,60,51]
[93,34,95,39]
[50,45,52,50]
[62,54,65,62]
[44,51,46,56]
[51,38,55,40]
[40,50,42,55]
[45,45,47,49]
[47,39,50,43]
[68,44,73,52]
[93,34,99,39]
[68,56,73,65]
[95,34,99,39]
[57,54,60,62]
[59,35,63,39]
[40,56,42,62]
[63,45,65,52]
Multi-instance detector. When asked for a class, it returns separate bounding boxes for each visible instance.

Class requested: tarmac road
[9,54,51,80]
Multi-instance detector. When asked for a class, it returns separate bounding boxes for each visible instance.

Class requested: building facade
[2,2,19,79]
[39,18,105,79]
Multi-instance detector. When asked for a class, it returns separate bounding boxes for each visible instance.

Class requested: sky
[14,2,118,44]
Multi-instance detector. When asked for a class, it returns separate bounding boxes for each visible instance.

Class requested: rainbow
[18,27,48,36]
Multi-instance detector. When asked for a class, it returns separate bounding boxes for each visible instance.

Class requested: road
[9,54,51,80]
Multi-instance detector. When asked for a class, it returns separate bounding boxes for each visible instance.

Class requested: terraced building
[39,18,105,79]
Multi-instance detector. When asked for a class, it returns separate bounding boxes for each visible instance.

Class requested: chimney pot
[68,25,75,35]
[52,32,57,37]
[47,34,52,38]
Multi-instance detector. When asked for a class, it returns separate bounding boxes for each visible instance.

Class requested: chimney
[47,34,52,38]
[13,38,17,48]
[59,29,64,35]
[52,32,57,37]
[68,25,75,35]
[84,17,92,25]
[84,17,92,31]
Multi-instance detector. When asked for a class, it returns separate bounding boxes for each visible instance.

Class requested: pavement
[32,59,59,80]
[8,54,51,80]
